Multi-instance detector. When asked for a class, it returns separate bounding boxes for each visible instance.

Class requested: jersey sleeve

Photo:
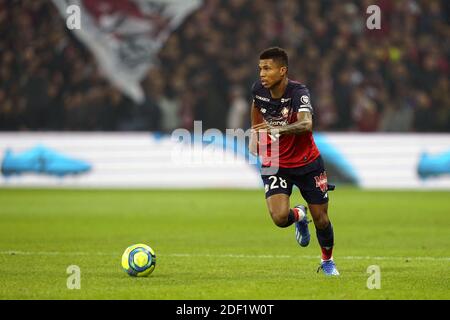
[292,87,314,114]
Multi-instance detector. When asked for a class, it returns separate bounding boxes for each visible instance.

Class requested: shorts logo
[300,95,309,105]
[314,172,328,193]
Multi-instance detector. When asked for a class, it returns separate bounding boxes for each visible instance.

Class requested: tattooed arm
[252,111,312,136]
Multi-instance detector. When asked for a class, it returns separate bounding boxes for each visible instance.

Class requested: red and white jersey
[252,79,320,168]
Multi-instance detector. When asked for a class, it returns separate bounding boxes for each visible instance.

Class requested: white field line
[0,251,449,262]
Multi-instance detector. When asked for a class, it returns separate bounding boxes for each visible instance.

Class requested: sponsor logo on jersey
[256,95,270,102]
[281,107,289,117]
[281,98,291,103]
[268,120,288,126]
[260,108,267,114]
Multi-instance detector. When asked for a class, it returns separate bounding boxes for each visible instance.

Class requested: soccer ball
[121,243,156,277]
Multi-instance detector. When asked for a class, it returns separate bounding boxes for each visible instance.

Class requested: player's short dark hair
[259,47,288,67]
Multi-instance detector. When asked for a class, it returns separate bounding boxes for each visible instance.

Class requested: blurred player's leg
[265,194,306,228]
[308,203,339,276]
[294,204,311,247]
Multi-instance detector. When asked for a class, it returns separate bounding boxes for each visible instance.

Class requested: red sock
[321,246,333,261]
[292,208,300,221]
[291,208,305,222]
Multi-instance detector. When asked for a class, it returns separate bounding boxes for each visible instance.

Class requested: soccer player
[249,47,339,276]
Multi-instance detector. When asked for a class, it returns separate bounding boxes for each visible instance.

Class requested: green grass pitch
[0,188,449,299]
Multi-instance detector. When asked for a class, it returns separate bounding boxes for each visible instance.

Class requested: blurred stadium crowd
[0,0,448,132]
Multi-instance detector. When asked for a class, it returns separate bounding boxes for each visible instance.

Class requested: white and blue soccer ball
[121,244,156,277]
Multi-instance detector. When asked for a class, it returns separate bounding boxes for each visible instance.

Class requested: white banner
[322,133,450,189]
[0,133,449,189]
[0,133,260,188]
[52,0,202,103]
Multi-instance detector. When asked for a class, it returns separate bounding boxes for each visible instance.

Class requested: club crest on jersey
[300,95,309,105]
[314,172,328,192]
